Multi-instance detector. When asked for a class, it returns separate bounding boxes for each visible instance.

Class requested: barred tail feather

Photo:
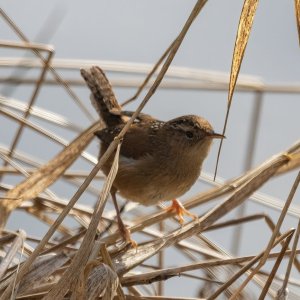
[80,66,122,126]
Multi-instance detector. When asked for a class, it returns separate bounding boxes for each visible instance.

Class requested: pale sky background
[1,1,300,298]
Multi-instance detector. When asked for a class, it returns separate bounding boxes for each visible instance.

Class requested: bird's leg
[111,190,137,247]
[165,199,198,224]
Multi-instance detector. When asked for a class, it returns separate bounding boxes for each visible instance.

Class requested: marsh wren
[81,66,224,246]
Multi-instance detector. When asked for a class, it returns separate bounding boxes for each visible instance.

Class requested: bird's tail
[81,66,123,127]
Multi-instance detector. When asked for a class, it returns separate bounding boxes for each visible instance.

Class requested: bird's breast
[113,153,202,205]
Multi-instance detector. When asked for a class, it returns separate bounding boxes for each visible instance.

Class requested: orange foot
[118,222,138,248]
[165,199,198,224]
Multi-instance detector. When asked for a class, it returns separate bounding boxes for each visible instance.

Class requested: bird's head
[161,115,224,159]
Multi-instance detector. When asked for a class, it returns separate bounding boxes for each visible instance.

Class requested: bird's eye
[185,131,193,139]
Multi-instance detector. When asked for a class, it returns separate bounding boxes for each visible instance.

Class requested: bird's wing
[95,119,164,159]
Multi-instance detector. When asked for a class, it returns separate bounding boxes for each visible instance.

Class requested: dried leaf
[18,253,70,295]
[87,263,118,300]
[228,0,259,105]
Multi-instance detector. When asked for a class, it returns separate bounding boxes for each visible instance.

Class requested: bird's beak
[208,131,225,139]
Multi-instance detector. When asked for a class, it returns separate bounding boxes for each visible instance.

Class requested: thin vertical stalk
[276,218,300,299]
[258,233,293,300]
[231,91,263,255]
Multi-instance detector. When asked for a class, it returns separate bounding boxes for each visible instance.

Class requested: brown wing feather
[95,119,163,159]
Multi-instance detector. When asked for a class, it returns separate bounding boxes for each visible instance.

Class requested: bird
[81,66,224,247]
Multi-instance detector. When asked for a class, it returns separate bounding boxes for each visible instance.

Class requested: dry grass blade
[65,5,211,283]
[295,0,300,46]
[228,0,259,105]
[0,122,100,228]
[0,230,26,280]
[1,47,162,296]
[74,1,209,256]
[213,0,259,180]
